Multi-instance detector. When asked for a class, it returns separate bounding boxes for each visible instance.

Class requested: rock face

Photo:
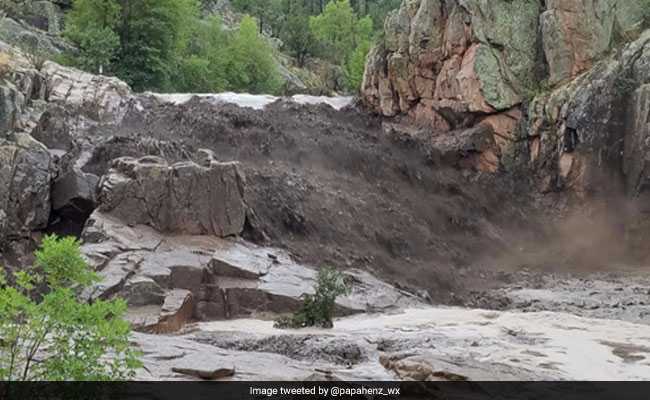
[80,211,421,332]
[361,0,646,173]
[0,132,51,242]
[362,0,541,122]
[361,1,650,256]
[541,0,645,85]
[97,154,247,237]
[2,1,69,34]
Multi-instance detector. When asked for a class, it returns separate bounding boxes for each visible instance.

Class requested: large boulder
[41,62,132,128]
[97,153,247,237]
[0,132,51,243]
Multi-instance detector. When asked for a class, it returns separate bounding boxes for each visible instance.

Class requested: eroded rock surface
[81,212,422,332]
[97,154,247,237]
[0,132,51,242]
[361,0,647,177]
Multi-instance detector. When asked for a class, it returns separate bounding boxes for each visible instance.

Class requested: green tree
[0,235,141,381]
[68,26,119,74]
[231,0,285,34]
[114,0,200,90]
[65,0,200,90]
[281,11,315,67]
[169,16,228,92]
[65,0,120,73]
[222,15,281,94]
[345,38,370,90]
[309,1,373,61]
[275,267,349,329]
[309,0,358,62]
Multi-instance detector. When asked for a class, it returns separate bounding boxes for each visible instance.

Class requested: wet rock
[362,0,541,124]
[380,353,468,381]
[42,62,131,126]
[0,132,51,243]
[51,167,98,214]
[133,332,313,381]
[97,155,247,237]
[81,211,164,251]
[171,366,235,381]
[207,239,421,317]
[541,0,645,85]
[192,332,365,365]
[121,276,166,307]
[81,217,421,323]
[153,289,195,334]
[525,29,650,235]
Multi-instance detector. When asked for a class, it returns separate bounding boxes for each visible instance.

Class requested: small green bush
[0,235,141,381]
[275,266,349,329]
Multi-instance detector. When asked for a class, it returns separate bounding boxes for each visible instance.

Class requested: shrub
[20,35,47,71]
[0,235,141,381]
[275,267,349,329]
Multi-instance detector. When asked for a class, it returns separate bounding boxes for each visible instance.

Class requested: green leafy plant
[221,15,282,94]
[309,0,373,91]
[275,266,350,329]
[0,235,141,381]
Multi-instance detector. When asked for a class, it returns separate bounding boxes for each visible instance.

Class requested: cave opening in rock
[45,198,95,238]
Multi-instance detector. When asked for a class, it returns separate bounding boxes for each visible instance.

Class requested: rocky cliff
[363,2,641,161]
[362,0,650,245]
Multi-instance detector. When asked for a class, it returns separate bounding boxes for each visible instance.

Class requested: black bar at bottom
[0,381,648,400]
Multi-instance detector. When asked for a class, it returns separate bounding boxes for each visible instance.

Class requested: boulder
[51,166,98,214]
[152,289,195,334]
[379,353,468,381]
[97,154,247,237]
[0,132,51,243]
[427,124,500,172]
[170,366,235,381]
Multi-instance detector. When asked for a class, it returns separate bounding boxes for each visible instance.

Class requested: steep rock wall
[362,0,646,175]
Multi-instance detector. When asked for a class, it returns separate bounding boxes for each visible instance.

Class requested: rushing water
[197,306,650,380]
[147,92,354,110]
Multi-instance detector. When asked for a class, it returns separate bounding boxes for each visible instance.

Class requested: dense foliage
[275,267,349,329]
[233,0,397,90]
[172,15,281,93]
[0,235,140,381]
[63,0,400,93]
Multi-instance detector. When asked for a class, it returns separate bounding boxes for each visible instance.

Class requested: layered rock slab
[81,212,421,332]
[97,154,247,237]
